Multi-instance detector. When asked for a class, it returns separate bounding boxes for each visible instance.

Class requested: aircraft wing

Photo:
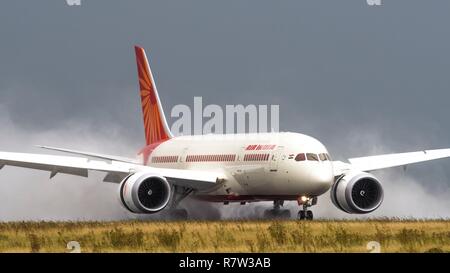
[335,148,450,174]
[35,145,141,164]
[0,151,222,189]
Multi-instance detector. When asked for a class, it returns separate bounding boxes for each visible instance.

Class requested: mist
[0,103,226,221]
[314,128,450,219]
[1,1,450,220]
[0,104,133,221]
[1,103,450,221]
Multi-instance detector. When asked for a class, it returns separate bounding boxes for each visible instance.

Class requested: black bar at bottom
[0,253,446,272]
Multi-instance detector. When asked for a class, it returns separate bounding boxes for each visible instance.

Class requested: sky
[1,0,450,220]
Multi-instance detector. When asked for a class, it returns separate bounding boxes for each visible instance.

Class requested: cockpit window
[319,153,329,161]
[306,153,319,161]
[295,153,306,161]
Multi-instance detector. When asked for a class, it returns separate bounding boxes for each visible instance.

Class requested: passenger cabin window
[319,153,329,161]
[295,153,306,161]
[306,153,319,161]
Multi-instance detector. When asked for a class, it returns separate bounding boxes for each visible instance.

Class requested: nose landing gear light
[297,196,316,220]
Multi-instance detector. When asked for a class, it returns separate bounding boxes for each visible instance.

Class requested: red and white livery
[1,46,450,220]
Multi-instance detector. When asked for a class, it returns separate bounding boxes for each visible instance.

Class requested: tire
[298,210,305,220]
[306,210,313,221]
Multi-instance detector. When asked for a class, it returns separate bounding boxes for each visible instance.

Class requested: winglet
[134,45,173,146]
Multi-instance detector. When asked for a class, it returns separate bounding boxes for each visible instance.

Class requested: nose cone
[309,165,334,195]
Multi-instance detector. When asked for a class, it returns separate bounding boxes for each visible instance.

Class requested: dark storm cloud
[1,0,450,219]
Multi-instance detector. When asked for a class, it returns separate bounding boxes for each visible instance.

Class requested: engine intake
[119,172,172,214]
[331,171,383,214]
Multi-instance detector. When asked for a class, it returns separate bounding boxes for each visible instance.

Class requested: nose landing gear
[297,196,316,220]
[298,204,313,220]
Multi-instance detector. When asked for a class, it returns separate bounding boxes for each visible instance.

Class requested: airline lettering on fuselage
[245,144,276,151]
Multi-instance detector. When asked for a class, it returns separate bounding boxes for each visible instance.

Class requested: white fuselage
[147,132,334,202]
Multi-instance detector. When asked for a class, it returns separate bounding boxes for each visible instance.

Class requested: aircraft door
[269,146,284,172]
[179,147,189,163]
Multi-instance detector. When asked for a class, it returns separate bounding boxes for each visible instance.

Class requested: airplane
[1,45,450,220]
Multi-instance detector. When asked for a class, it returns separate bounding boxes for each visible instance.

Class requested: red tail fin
[134,46,172,145]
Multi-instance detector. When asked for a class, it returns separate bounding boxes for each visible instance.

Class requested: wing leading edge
[0,151,222,190]
[35,145,140,164]
[334,148,450,174]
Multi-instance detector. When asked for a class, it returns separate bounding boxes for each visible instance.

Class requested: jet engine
[119,172,173,214]
[331,171,383,214]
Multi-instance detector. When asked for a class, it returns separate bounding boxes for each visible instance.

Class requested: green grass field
[0,219,449,253]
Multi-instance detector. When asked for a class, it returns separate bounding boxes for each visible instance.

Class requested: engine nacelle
[119,172,172,214]
[331,171,384,214]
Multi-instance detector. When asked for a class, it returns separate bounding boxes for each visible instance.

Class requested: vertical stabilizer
[134,46,173,145]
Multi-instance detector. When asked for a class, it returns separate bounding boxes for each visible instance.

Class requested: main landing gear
[165,187,192,220]
[263,200,291,219]
[297,197,317,221]
[167,208,189,220]
[262,197,317,220]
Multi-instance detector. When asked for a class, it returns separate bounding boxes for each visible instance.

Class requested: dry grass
[0,219,449,253]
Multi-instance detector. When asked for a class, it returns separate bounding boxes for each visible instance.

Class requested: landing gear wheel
[306,210,313,220]
[297,197,316,221]
[298,210,313,220]
[167,209,188,220]
[298,210,305,220]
